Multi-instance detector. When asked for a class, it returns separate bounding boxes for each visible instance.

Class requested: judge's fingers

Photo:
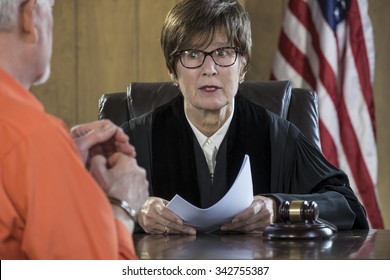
[137,197,167,233]
[157,207,196,235]
[230,199,267,224]
[138,197,195,235]
[235,195,276,225]
[220,211,257,232]
[220,200,273,232]
[159,222,196,235]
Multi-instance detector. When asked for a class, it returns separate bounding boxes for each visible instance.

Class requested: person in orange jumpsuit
[0,0,149,259]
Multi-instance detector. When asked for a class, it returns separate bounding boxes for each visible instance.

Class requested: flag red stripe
[278,31,317,88]
[347,0,377,137]
[318,120,339,167]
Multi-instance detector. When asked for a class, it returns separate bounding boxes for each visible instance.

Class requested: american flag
[271,0,383,228]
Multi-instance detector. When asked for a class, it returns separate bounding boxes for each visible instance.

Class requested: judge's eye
[214,48,228,57]
[183,50,202,59]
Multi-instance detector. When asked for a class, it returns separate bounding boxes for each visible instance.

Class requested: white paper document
[166,154,253,232]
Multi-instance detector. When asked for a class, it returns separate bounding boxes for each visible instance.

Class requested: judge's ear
[239,69,247,84]
[239,56,248,84]
[170,72,177,83]
[169,72,180,87]
[20,0,37,43]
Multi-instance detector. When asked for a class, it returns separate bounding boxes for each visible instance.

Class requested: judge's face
[173,31,247,116]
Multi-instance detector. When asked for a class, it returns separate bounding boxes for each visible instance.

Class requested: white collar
[185,101,235,149]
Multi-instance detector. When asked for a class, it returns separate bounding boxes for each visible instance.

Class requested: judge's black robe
[122,93,369,230]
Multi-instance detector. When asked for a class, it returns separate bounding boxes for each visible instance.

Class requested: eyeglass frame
[175,47,242,69]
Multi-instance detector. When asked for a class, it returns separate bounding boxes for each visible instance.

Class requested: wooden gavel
[264,200,336,239]
[279,200,319,224]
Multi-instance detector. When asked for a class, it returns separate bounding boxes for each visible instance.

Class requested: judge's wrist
[253,195,278,223]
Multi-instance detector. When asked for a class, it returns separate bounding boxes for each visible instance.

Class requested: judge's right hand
[138,197,196,235]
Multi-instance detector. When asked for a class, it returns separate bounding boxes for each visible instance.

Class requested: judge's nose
[201,55,217,76]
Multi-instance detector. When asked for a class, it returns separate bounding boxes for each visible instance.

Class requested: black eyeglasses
[176,47,241,69]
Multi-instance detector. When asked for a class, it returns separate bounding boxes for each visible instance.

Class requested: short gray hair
[0,0,26,32]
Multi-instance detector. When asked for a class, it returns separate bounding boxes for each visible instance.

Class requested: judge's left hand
[71,119,135,166]
[220,195,276,233]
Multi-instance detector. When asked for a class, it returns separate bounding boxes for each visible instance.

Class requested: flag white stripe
[358,0,375,82]
[283,9,309,56]
[272,51,308,88]
[306,0,339,75]
[283,8,321,87]
[343,41,377,184]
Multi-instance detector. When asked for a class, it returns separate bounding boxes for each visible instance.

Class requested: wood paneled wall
[31,0,390,228]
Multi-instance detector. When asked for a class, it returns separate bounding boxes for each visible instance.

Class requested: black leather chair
[98,81,321,149]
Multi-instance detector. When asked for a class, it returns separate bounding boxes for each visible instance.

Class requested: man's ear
[20,0,37,42]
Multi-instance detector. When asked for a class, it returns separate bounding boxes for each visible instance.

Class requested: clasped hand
[71,119,135,165]
[70,120,149,216]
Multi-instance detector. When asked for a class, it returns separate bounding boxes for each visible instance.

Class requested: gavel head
[279,200,319,224]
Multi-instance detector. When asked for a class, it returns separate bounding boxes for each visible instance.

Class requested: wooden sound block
[263,222,336,239]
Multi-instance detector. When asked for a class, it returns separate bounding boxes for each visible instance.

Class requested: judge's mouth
[199,85,222,93]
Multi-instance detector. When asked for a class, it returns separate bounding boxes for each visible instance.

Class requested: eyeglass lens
[179,47,238,69]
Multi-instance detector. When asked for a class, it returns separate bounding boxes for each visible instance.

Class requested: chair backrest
[98,81,321,149]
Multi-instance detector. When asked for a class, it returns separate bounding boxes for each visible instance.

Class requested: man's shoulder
[0,95,68,158]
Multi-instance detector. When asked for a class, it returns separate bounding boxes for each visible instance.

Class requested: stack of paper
[167,155,253,232]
